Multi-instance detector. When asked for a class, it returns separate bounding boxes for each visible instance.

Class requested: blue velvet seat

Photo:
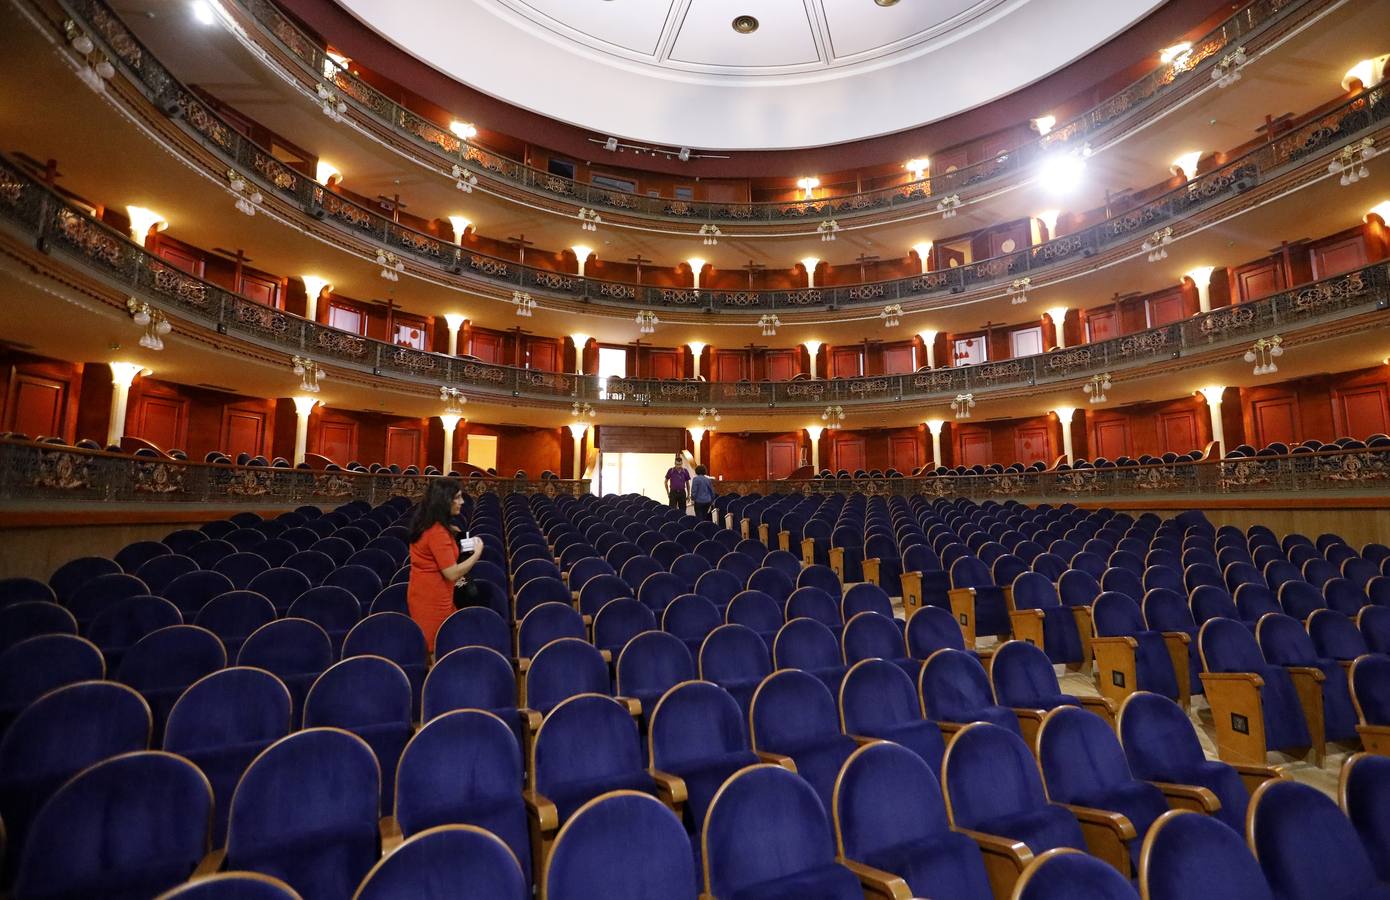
[134,555,199,597]
[545,791,697,900]
[1093,591,1181,700]
[1325,577,1369,617]
[1308,608,1370,661]
[695,570,742,612]
[747,567,794,605]
[165,571,238,620]
[420,647,527,753]
[797,565,842,599]
[699,624,772,717]
[0,601,76,652]
[245,568,313,617]
[1342,753,1390,882]
[435,606,510,658]
[571,574,624,621]
[672,554,713,591]
[786,587,844,640]
[568,557,615,594]
[1278,581,1326,620]
[616,631,693,721]
[48,556,120,606]
[154,872,301,899]
[833,741,991,899]
[527,638,615,716]
[1256,613,1358,742]
[1199,617,1315,756]
[116,539,173,574]
[304,656,412,811]
[287,587,360,657]
[638,572,687,616]
[839,659,943,773]
[282,551,335,588]
[236,619,333,728]
[717,552,757,588]
[1235,583,1281,622]
[1140,810,1274,900]
[0,681,150,886]
[919,648,1021,735]
[649,681,758,839]
[321,565,382,613]
[748,669,856,814]
[66,572,150,628]
[225,728,380,900]
[342,613,427,719]
[593,597,656,658]
[905,606,969,660]
[394,711,530,888]
[1015,848,1139,900]
[164,667,291,847]
[1117,691,1254,832]
[356,825,526,900]
[1101,567,1144,601]
[1363,606,1390,654]
[517,602,586,660]
[664,595,724,659]
[195,591,276,662]
[702,764,862,900]
[117,625,226,741]
[1143,588,1204,696]
[842,582,896,621]
[532,694,660,827]
[991,638,1085,713]
[943,723,1086,856]
[841,611,916,676]
[1353,654,1390,738]
[949,556,1010,639]
[726,590,782,650]
[619,556,663,596]
[1039,706,1167,866]
[771,618,847,694]
[15,751,212,900]
[1142,566,1183,595]
[761,550,802,583]
[1249,779,1390,900]
[213,553,272,591]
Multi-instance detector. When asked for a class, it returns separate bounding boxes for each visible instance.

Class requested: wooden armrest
[948,588,978,648]
[1286,667,1326,765]
[649,769,689,805]
[801,538,816,567]
[523,708,543,733]
[828,547,846,583]
[1201,671,1264,687]
[599,648,612,664]
[862,557,882,587]
[1092,635,1139,649]
[1356,724,1390,754]
[1079,695,1117,725]
[840,857,912,900]
[955,825,1032,898]
[193,849,225,877]
[1287,665,1325,683]
[1011,708,1045,751]
[1161,631,1191,645]
[1009,608,1045,621]
[523,789,559,835]
[1200,672,1268,767]
[755,751,797,772]
[379,815,401,851]
[1161,632,1193,707]
[617,695,641,718]
[848,734,881,747]
[778,530,790,552]
[1152,781,1221,814]
[1061,803,1135,874]
[938,720,965,739]
[517,657,532,675]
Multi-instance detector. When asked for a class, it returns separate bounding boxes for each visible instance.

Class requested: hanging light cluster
[635,310,660,335]
[1329,138,1375,186]
[1245,336,1283,376]
[315,83,347,121]
[512,290,536,317]
[699,224,721,246]
[818,220,839,242]
[952,393,976,419]
[227,170,263,217]
[1210,46,1248,87]
[292,356,325,393]
[937,194,961,218]
[698,407,722,424]
[1008,277,1031,305]
[127,299,172,351]
[758,314,781,337]
[571,401,596,419]
[1142,227,1173,262]
[822,405,845,423]
[577,207,603,232]
[377,250,404,281]
[1083,373,1112,404]
[439,386,467,414]
[64,20,115,92]
[451,164,478,193]
[880,304,903,328]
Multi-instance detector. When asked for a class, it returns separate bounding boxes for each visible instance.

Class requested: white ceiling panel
[820,0,998,60]
[503,0,676,57]
[667,0,821,70]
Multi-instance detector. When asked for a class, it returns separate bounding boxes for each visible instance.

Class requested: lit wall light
[911,242,933,274]
[1039,152,1086,194]
[796,176,820,200]
[1367,200,1390,224]
[191,0,216,25]
[904,158,929,181]
[1170,151,1203,180]
[687,257,706,289]
[1034,210,1061,239]
[800,257,821,288]
[572,245,593,276]
[1342,55,1388,92]
[447,216,471,245]
[1160,42,1192,64]
[125,206,167,242]
[314,161,341,186]
[300,275,331,320]
[449,121,477,140]
[1030,115,1056,136]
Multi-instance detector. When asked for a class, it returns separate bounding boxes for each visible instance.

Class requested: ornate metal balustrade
[53,0,1388,314]
[0,439,589,507]
[222,0,1315,226]
[715,446,1390,502]
[1,153,1387,412]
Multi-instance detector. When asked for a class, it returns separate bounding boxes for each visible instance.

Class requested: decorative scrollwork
[458,363,506,383]
[33,450,94,490]
[390,348,437,372]
[847,284,885,301]
[598,282,636,300]
[1046,347,1096,372]
[233,302,289,334]
[153,265,209,307]
[784,381,827,398]
[719,292,763,307]
[1117,330,1171,357]
[1198,305,1256,338]
[657,289,701,305]
[848,379,891,396]
[315,329,368,358]
[55,209,122,266]
[533,271,577,291]
[468,255,509,277]
[133,461,186,494]
[783,290,823,306]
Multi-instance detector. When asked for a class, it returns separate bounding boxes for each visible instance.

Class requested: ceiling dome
[334,0,1164,150]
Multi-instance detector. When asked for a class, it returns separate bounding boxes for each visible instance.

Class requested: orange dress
[407,522,458,653]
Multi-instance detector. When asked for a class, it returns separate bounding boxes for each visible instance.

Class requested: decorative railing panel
[54,0,1390,313]
[0,441,589,506]
[1,154,1386,412]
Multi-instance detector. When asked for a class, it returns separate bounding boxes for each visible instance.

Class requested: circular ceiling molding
[333,0,1164,150]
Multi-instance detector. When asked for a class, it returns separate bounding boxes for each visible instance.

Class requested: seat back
[1143,588,1196,632]
[698,624,772,684]
[786,586,842,630]
[649,681,749,771]
[517,602,586,659]
[1116,691,1207,778]
[905,606,967,658]
[165,667,291,752]
[1307,608,1368,661]
[1353,654,1390,726]
[1038,706,1136,804]
[533,694,642,797]
[1250,779,1380,900]
[423,646,516,721]
[1093,591,1146,637]
[1255,613,1317,666]
[1140,810,1274,900]
[990,639,1064,707]
[747,567,794,604]
[919,649,996,724]
[1198,616,1267,673]
[833,741,954,861]
[1014,849,1136,900]
[839,658,923,735]
[357,825,528,900]
[772,618,842,671]
[750,669,839,751]
[544,792,696,900]
[663,595,723,644]
[841,611,905,666]
[1012,572,1060,611]
[726,590,781,634]
[943,722,1050,830]
[527,638,611,713]
[616,631,694,700]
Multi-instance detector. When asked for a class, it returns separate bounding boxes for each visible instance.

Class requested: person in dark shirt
[665,454,691,510]
[690,464,716,521]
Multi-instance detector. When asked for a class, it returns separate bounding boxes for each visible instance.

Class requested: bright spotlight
[1039,154,1085,194]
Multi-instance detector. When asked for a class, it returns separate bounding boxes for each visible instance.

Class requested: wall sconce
[911,242,933,274]
[314,160,341,187]
[796,176,820,200]
[1030,115,1056,136]
[1084,373,1112,404]
[292,356,325,392]
[951,393,976,419]
[1329,138,1375,186]
[1170,151,1203,181]
[1143,226,1174,262]
[904,158,929,181]
[571,401,596,419]
[227,169,262,217]
[1160,42,1192,64]
[1245,335,1283,375]
[818,220,839,242]
[64,19,115,92]
[800,258,820,288]
[449,121,477,140]
[439,386,467,414]
[448,216,471,245]
[577,207,602,232]
[127,299,171,351]
[1008,277,1030,305]
[571,245,593,276]
[512,290,535,317]
[687,258,706,289]
[125,206,167,242]
[758,314,780,337]
[451,164,477,193]
[822,405,845,423]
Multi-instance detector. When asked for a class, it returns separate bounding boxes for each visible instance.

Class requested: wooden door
[936,244,967,270]
[239,271,282,307]
[385,427,422,470]
[1091,418,1131,459]
[1009,327,1044,359]
[1086,308,1120,342]
[833,436,867,473]
[1251,396,1300,446]
[1334,384,1390,438]
[1231,260,1285,303]
[889,435,920,473]
[318,420,357,465]
[714,351,748,383]
[765,350,798,382]
[132,393,187,453]
[766,440,798,480]
[881,344,915,375]
[1147,289,1185,327]
[221,406,266,457]
[956,428,992,468]
[1158,410,1200,455]
[1311,235,1367,279]
[647,349,681,380]
[4,372,68,438]
[526,338,560,373]
[1014,425,1052,465]
[156,241,205,277]
[468,330,505,363]
[831,348,862,378]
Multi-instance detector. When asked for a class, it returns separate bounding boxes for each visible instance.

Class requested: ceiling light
[1039,152,1085,194]
[732,15,758,34]
[191,1,216,25]
[1160,42,1192,64]
[1031,115,1056,136]
[1343,55,1388,92]
[449,121,477,140]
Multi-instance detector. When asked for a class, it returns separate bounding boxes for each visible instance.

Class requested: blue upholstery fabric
[727,591,782,648]
[1354,654,1390,726]
[1278,581,1326,620]
[1119,692,1251,832]
[1142,811,1273,900]
[649,682,757,835]
[213,553,272,591]
[749,670,856,813]
[1364,607,1390,654]
[1094,592,1180,699]
[1257,613,1358,742]
[842,611,917,676]
[545,792,697,900]
[944,723,1085,854]
[0,602,76,652]
[517,603,586,660]
[0,682,150,885]
[534,695,658,823]
[616,631,694,719]
[574,575,626,620]
[195,591,276,661]
[117,625,226,741]
[747,568,794,605]
[356,825,527,900]
[394,711,530,885]
[639,572,687,615]
[226,728,381,900]
[787,587,844,637]
[1039,707,1168,863]
[1017,850,1139,900]
[0,634,104,734]
[342,613,428,719]
[1235,584,1281,622]
[695,570,743,610]
[434,606,510,658]
[1143,588,1204,697]
[1190,585,1244,626]
[527,638,612,715]
[949,557,1009,637]
[134,555,199,597]
[919,649,1021,735]
[699,625,772,716]
[1307,609,1368,661]
[245,568,313,617]
[1251,780,1390,900]
[154,872,300,899]
[286,586,361,656]
[164,667,291,846]
[593,598,657,657]
[1344,754,1390,881]
[840,660,944,773]
[905,606,968,658]
[423,645,522,733]
[843,583,895,621]
[664,595,724,658]
[991,640,1081,711]
[1201,618,1312,751]
[165,571,237,619]
[835,741,992,900]
[236,618,333,727]
[704,765,861,900]
[48,556,121,605]
[15,751,212,900]
[304,656,413,810]
[1060,569,1103,607]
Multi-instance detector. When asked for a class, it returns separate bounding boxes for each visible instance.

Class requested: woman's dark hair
[408,477,461,544]
[695,464,707,475]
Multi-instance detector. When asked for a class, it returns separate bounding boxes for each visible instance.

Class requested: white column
[572,246,593,276]
[925,419,944,468]
[439,414,461,472]
[1200,386,1227,456]
[292,396,318,466]
[571,334,589,375]
[688,342,705,380]
[1054,407,1076,463]
[106,362,145,447]
[918,331,937,369]
[805,425,824,471]
[911,242,933,274]
[801,258,820,288]
[1046,307,1070,350]
[1186,267,1215,314]
[444,314,465,356]
[567,422,587,479]
[803,341,823,379]
[687,427,706,465]
[688,258,706,289]
[300,276,330,322]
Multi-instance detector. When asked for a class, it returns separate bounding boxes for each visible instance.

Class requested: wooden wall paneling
[889,434,921,473]
[956,427,992,468]
[881,343,915,375]
[1014,424,1052,465]
[596,426,684,454]
[713,351,748,383]
[468,330,506,364]
[832,435,866,474]
[1229,258,1286,303]
[645,349,680,380]
[1091,417,1132,460]
[1310,233,1368,279]
[4,370,68,438]
[130,392,188,453]
[1334,383,1390,438]
[316,419,358,465]
[766,440,799,480]
[385,426,423,470]
[525,337,560,373]
[1146,287,1186,327]
[1250,395,1301,447]
[155,240,205,277]
[1157,410,1200,455]
[1086,307,1120,342]
[764,350,798,382]
[238,271,283,307]
[831,347,863,378]
[220,405,267,458]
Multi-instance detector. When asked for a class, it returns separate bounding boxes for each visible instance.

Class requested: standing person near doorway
[691,464,716,521]
[665,454,690,511]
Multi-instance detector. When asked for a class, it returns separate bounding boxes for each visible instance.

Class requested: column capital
[108,362,147,388]
[1198,385,1226,405]
[805,425,825,441]
[1053,406,1076,425]
[292,396,320,416]
[924,418,945,435]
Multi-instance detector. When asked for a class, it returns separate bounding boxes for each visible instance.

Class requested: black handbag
[453,578,484,610]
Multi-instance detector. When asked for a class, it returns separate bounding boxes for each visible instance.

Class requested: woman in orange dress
[406,477,485,655]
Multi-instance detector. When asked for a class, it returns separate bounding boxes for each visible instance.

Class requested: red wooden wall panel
[831,348,862,378]
[765,350,798,382]
[1310,235,1367,280]
[317,420,358,465]
[468,331,505,364]
[1231,260,1286,303]
[648,350,681,380]
[5,374,67,438]
[1334,384,1390,438]
[956,428,992,468]
[1091,418,1131,459]
[1158,410,1200,455]
[221,407,267,457]
[765,440,799,480]
[889,435,920,473]
[385,426,422,469]
[714,352,748,383]
[1014,425,1052,465]
[832,436,866,473]
[1251,396,1300,446]
[131,394,188,453]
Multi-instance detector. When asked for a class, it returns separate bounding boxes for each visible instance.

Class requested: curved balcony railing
[3,154,1386,413]
[215,0,1315,226]
[0,439,588,506]
[50,0,1390,316]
